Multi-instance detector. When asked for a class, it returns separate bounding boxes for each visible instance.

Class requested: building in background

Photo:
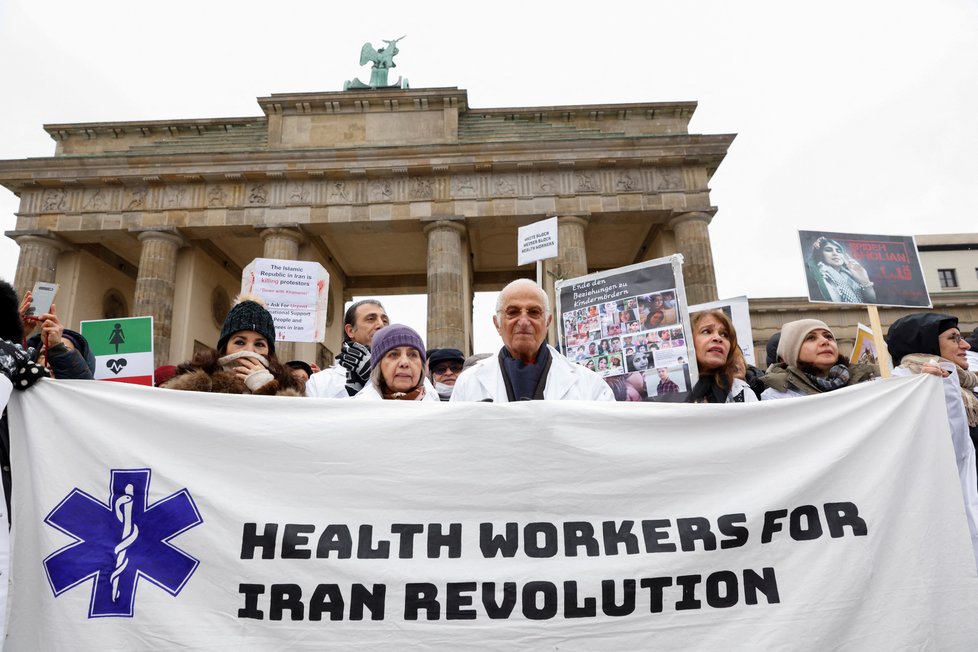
[917,233,978,294]
[748,233,978,364]
[0,87,733,367]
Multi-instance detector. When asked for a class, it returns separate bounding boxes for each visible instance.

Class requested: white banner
[5,376,978,649]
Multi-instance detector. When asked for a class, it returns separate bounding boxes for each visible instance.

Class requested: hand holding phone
[26,282,58,321]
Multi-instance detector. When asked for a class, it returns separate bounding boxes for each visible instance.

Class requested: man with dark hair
[306,299,388,397]
[655,367,679,395]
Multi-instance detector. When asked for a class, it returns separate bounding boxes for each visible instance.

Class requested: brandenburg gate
[0,86,734,367]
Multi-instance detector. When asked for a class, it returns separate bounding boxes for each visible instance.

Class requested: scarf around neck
[803,363,851,392]
[899,353,978,427]
[500,343,552,401]
[382,385,426,401]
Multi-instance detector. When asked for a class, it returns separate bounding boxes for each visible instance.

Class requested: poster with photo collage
[555,255,697,402]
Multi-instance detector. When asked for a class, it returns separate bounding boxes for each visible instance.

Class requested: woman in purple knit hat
[353,324,439,402]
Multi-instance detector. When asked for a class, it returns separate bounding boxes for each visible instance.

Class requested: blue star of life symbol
[43,468,203,618]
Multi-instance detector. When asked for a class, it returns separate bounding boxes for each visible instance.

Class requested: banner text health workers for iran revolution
[5,376,978,649]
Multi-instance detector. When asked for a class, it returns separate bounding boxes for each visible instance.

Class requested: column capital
[667,209,716,230]
[5,229,73,252]
[555,213,591,229]
[422,216,467,236]
[257,225,304,245]
[131,226,187,248]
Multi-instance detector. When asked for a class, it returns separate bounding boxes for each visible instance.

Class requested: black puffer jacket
[27,328,95,380]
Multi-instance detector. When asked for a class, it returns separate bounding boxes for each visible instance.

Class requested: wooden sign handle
[867,305,890,378]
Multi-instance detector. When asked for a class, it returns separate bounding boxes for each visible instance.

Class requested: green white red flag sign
[80,316,154,386]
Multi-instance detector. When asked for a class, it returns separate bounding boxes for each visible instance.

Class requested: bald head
[493,279,552,363]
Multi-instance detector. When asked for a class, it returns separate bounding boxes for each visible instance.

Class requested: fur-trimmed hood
[161,368,302,397]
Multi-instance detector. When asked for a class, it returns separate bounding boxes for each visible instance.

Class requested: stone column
[133,228,186,369]
[259,227,304,362]
[548,214,591,345]
[668,211,718,305]
[423,217,468,351]
[11,233,68,299]
[556,214,590,280]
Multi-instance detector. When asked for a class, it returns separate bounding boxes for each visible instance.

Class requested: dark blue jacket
[27,328,95,380]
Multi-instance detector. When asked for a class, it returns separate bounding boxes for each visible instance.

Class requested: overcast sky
[2,0,976,352]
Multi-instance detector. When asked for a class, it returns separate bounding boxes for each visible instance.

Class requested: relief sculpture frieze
[451,174,476,197]
[247,183,268,205]
[125,187,147,210]
[287,182,309,203]
[328,181,350,203]
[165,186,187,208]
[207,185,227,207]
[368,179,393,201]
[655,167,684,191]
[576,172,596,193]
[410,177,433,199]
[41,188,67,212]
[494,174,517,196]
[82,188,106,210]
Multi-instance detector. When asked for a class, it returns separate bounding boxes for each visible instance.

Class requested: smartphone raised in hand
[26,282,59,320]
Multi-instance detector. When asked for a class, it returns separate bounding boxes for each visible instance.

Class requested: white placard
[517,217,558,266]
[242,258,329,343]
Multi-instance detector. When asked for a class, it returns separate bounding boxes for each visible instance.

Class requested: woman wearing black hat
[427,347,465,401]
[886,312,977,462]
[886,312,978,568]
[163,294,303,396]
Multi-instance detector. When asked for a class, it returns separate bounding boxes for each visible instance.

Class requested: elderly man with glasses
[451,279,614,402]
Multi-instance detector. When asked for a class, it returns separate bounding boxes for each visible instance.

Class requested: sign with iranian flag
[80,316,154,386]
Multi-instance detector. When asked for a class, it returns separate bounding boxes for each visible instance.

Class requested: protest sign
[850,322,892,373]
[242,258,329,343]
[5,376,978,649]
[689,296,756,366]
[80,316,154,385]
[517,217,558,266]
[799,231,931,307]
[556,256,695,401]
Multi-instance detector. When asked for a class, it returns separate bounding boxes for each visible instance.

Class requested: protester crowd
[1,275,977,567]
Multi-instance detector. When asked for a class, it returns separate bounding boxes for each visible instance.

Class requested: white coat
[727,378,759,403]
[449,346,615,403]
[893,365,978,571]
[304,365,349,399]
[352,377,441,402]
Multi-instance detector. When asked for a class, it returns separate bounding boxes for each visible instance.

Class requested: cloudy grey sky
[2,0,976,351]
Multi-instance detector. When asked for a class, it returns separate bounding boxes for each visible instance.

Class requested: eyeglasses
[943,333,965,345]
[500,306,546,320]
[431,362,463,375]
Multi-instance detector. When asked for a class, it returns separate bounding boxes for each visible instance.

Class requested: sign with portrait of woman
[798,231,932,308]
